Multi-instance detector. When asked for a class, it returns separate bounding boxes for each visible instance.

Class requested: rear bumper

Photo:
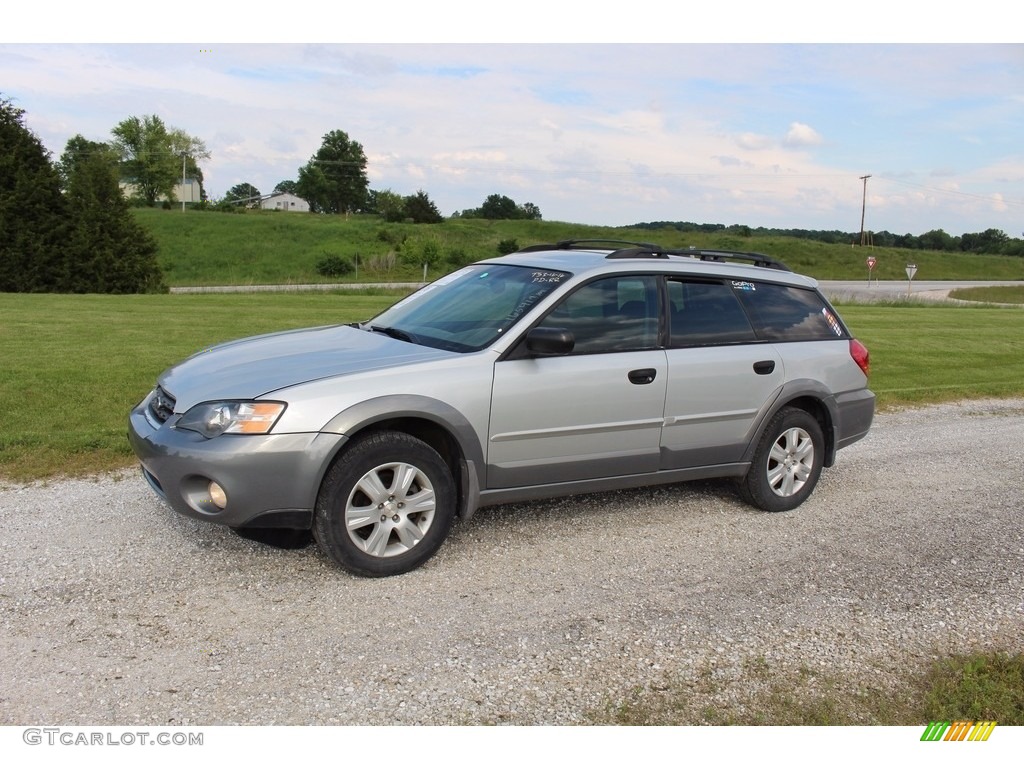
[835,387,875,450]
[128,400,346,529]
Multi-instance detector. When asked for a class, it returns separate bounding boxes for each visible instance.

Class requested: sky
[3,4,1023,237]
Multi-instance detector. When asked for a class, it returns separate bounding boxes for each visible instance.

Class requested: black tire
[232,527,314,549]
[740,407,824,512]
[314,431,455,577]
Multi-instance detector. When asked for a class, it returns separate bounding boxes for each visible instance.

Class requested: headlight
[176,401,286,438]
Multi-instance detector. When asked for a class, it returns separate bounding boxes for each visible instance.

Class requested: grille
[148,385,176,424]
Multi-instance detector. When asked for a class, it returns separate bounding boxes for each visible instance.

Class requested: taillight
[849,339,870,376]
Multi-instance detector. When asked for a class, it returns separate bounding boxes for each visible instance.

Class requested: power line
[873,175,1024,208]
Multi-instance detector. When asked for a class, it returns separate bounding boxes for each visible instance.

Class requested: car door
[487,274,668,489]
[660,278,784,468]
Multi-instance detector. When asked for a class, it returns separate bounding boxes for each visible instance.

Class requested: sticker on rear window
[822,307,843,337]
[732,281,755,291]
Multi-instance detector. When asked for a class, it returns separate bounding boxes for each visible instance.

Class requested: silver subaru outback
[129,240,874,577]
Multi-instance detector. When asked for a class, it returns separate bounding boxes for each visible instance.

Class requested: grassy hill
[135,208,1024,287]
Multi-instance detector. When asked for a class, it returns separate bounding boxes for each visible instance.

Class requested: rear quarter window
[732,281,847,342]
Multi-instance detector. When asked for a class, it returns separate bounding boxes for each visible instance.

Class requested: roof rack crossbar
[516,239,660,254]
[690,250,790,271]
[605,247,670,260]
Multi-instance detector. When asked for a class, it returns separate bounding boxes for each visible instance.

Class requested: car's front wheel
[314,431,455,577]
[741,407,824,512]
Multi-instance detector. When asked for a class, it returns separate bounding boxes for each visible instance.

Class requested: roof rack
[606,246,791,271]
[514,240,791,271]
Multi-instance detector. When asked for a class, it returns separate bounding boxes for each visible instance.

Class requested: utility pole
[859,174,871,246]
[181,152,188,212]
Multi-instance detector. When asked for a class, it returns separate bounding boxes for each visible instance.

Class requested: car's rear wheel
[741,407,823,512]
[314,431,455,577]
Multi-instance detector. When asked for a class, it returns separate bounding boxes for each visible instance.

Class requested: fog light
[208,482,227,509]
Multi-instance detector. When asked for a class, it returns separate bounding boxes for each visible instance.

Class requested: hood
[159,324,455,410]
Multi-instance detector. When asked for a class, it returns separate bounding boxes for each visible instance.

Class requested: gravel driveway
[2,400,1022,725]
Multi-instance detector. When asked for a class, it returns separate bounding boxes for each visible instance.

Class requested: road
[2,400,1022,726]
[169,281,424,294]
[819,279,1022,303]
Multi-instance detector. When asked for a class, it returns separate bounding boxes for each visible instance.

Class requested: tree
[0,95,67,292]
[167,125,209,203]
[0,98,162,294]
[62,139,164,293]
[462,194,542,221]
[519,201,542,221]
[294,163,330,214]
[274,179,298,195]
[295,129,369,214]
[919,229,954,252]
[403,190,443,224]
[224,183,262,207]
[57,134,114,191]
[110,114,209,206]
[497,238,519,255]
[371,189,406,222]
[479,193,519,220]
[961,228,1009,254]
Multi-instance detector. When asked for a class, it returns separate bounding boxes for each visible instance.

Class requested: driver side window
[545,275,659,354]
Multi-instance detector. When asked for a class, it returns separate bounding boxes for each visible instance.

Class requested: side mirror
[526,327,574,356]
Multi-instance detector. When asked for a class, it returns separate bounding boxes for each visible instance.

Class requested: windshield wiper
[369,325,418,344]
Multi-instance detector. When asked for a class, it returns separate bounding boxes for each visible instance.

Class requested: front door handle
[628,368,657,385]
[753,360,776,375]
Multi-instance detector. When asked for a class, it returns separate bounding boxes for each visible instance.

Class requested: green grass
[838,303,1024,408]
[595,652,1024,725]
[0,291,402,481]
[2,295,1022,481]
[922,652,1024,723]
[142,209,642,286]
[136,208,1024,286]
[2,294,1024,481]
[949,285,1024,304]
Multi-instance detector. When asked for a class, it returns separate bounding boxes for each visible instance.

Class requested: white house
[120,179,202,203]
[261,192,310,212]
[174,179,202,203]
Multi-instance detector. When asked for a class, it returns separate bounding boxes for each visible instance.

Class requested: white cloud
[736,133,774,151]
[2,42,1022,234]
[784,122,824,147]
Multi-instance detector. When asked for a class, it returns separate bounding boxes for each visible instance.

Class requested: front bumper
[128,398,347,529]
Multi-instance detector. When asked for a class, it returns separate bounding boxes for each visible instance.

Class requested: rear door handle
[628,368,657,385]
[753,360,776,375]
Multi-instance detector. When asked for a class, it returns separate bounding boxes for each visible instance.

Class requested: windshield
[367,264,570,352]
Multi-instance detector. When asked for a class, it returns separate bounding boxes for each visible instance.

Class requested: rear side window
[732,281,846,342]
[668,279,756,346]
